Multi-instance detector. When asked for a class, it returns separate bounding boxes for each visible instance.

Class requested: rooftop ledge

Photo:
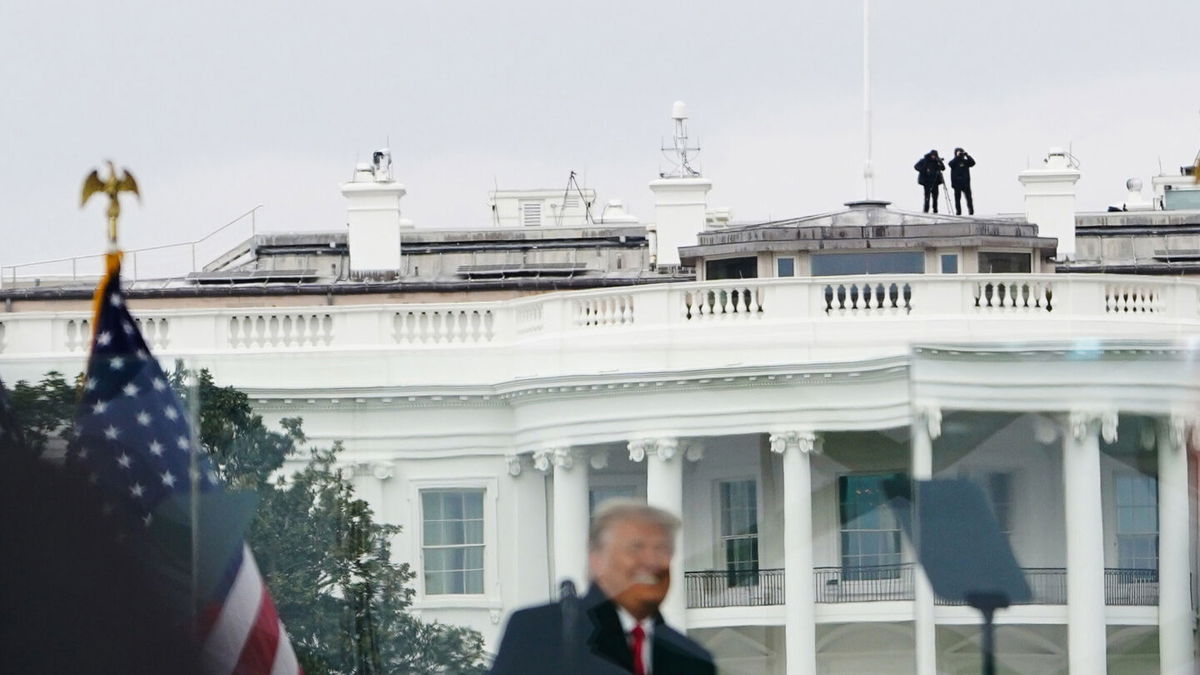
[0,275,1195,375]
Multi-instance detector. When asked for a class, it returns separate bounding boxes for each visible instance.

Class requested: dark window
[776,258,796,277]
[811,252,924,276]
[978,252,1031,273]
[940,254,958,274]
[839,473,905,579]
[719,480,759,587]
[1116,474,1157,571]
[705,257,758,280]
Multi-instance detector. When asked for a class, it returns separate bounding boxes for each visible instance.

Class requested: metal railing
[0,205,262,288]
[684,568,785,608]
[934,568,1067,606]
[814,563,914,603]
[1104,568,1158,606]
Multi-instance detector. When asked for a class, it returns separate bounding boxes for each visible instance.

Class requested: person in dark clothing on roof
[914,150,945,213]
[948,147,976,215]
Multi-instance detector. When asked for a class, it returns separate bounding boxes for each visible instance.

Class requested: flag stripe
[234,586,282,674]
[203,545,265,674]
[269,622,300,675]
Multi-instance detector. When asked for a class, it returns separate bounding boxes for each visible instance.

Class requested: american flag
[67,254,301,675]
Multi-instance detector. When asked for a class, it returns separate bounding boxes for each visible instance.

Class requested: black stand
[965,592,1009,675]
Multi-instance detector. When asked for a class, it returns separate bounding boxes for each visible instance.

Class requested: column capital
[589,449,609,470]
[769,430,822,455]
[627,437,679,463]
[505,453,524,477]
[1067,409,1118,443]
[535,446,579,471]
[1159,414,1200,451]
[914,403,942,440]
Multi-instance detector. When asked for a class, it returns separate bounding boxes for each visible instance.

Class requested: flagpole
[862,0,874,200]
[188,368,201,619]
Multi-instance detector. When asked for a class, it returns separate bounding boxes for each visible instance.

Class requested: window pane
[777,258,795,277]
[812,252,924,276]
[941,254,958,274]
[422,489,487,595]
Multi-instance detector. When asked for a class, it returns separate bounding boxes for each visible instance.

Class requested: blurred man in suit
[490,500,715,674]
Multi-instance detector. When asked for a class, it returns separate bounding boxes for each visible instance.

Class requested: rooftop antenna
[862,0,874,199]
[557,170,594,226]
[660,101,701,178]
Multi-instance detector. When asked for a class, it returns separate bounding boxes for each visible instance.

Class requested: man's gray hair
[588,499,681,552]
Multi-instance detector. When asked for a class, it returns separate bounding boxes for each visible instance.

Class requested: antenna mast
[862,0,874,199]
[661,101,701,178]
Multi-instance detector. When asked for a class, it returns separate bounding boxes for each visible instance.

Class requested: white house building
[1,109,1199,674]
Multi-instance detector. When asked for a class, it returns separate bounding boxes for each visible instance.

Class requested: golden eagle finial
[81,160,140,246]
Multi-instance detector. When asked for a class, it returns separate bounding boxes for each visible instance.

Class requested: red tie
[630,624,647,675]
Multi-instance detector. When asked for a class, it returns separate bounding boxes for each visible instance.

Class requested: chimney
[342,149,411,277]
[649,102,711,268]
[1018,147,1080,260]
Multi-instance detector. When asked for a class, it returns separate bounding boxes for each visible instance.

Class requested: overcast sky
[2,1,1198,274]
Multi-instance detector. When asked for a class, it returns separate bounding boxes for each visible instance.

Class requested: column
[629,437,686,628]
[770,431,820,675]
[535,446,590,593]
[1158,418,1194,674]
[911,406,940,675]
[1064,410,1113,675]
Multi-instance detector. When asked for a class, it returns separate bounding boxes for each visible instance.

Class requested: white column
[629,437,686,628]
[912,406,940,675]
[1064,410,1114,675]
[535,447,590,593]
[1158,418,1194,674]
[770,431,820,675]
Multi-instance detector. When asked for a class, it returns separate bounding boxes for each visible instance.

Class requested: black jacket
[948,154,976,188]
[914,154,945,187]
[489,584,716,675]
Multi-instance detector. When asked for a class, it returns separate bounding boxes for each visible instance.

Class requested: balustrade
[974,279,1052,312]
[575,294,634,326]
[394,309,495,344]
[1104,284,1163,314]
[682,285,763,320]
[229,313,333,349]
[823,280,912,315]
[684,568,784,608]
[515,305,543,335]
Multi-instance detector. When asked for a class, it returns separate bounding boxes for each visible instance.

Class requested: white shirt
[615,605,655,674]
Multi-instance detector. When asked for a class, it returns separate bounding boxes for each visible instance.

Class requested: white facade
[1,272,1198,673]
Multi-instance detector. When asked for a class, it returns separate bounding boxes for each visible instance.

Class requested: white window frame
[409,477,501,610]
[716,477,760,582]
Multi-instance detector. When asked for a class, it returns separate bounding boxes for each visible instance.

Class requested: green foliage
[8,367,486,674]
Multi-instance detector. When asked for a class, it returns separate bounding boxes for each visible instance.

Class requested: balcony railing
[1104,568,1158,606]
[684,568,785,608]
[685,566,1160,609]
[815,563,915,603]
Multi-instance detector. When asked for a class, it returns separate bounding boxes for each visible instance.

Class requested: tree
[7,368,487,674]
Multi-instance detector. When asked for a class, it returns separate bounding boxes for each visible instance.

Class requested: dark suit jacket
[489,584,716,675]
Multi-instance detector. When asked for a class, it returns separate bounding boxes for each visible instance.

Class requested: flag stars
[109,293,123,308]
[92,400,108,415]
[104,425,120,440]
[152,378,166,392]
[123,383,139,398]
[122,321,135,335]
[109,356,125,370]
[135,349,148,361]
[142,514,153,528]
[161,471,176,488]
[116,453,131,469]
[136,411,151,426]
[96,331,113,347]
[164,406,179,421]
[177,436,190,451]
[130,483,144,499]
[148,440,164,456]
[85,378,97,391]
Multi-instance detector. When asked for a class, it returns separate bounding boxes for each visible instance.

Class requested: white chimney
[342,149,411,276]
[1017,147,1080,260]
[649,101,711,267]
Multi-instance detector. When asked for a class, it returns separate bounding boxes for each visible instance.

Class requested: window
[705,257,758,280]
[811,252,925,276]
[839,474,904,579]
[978,252,1031,273]
[776,257,796,277]
[719,480,759,586]
[589,485,637,515]
[520,201,543,227]
[422,489,485,594]
[1116,474,1157,571]
[940,254,958,274]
